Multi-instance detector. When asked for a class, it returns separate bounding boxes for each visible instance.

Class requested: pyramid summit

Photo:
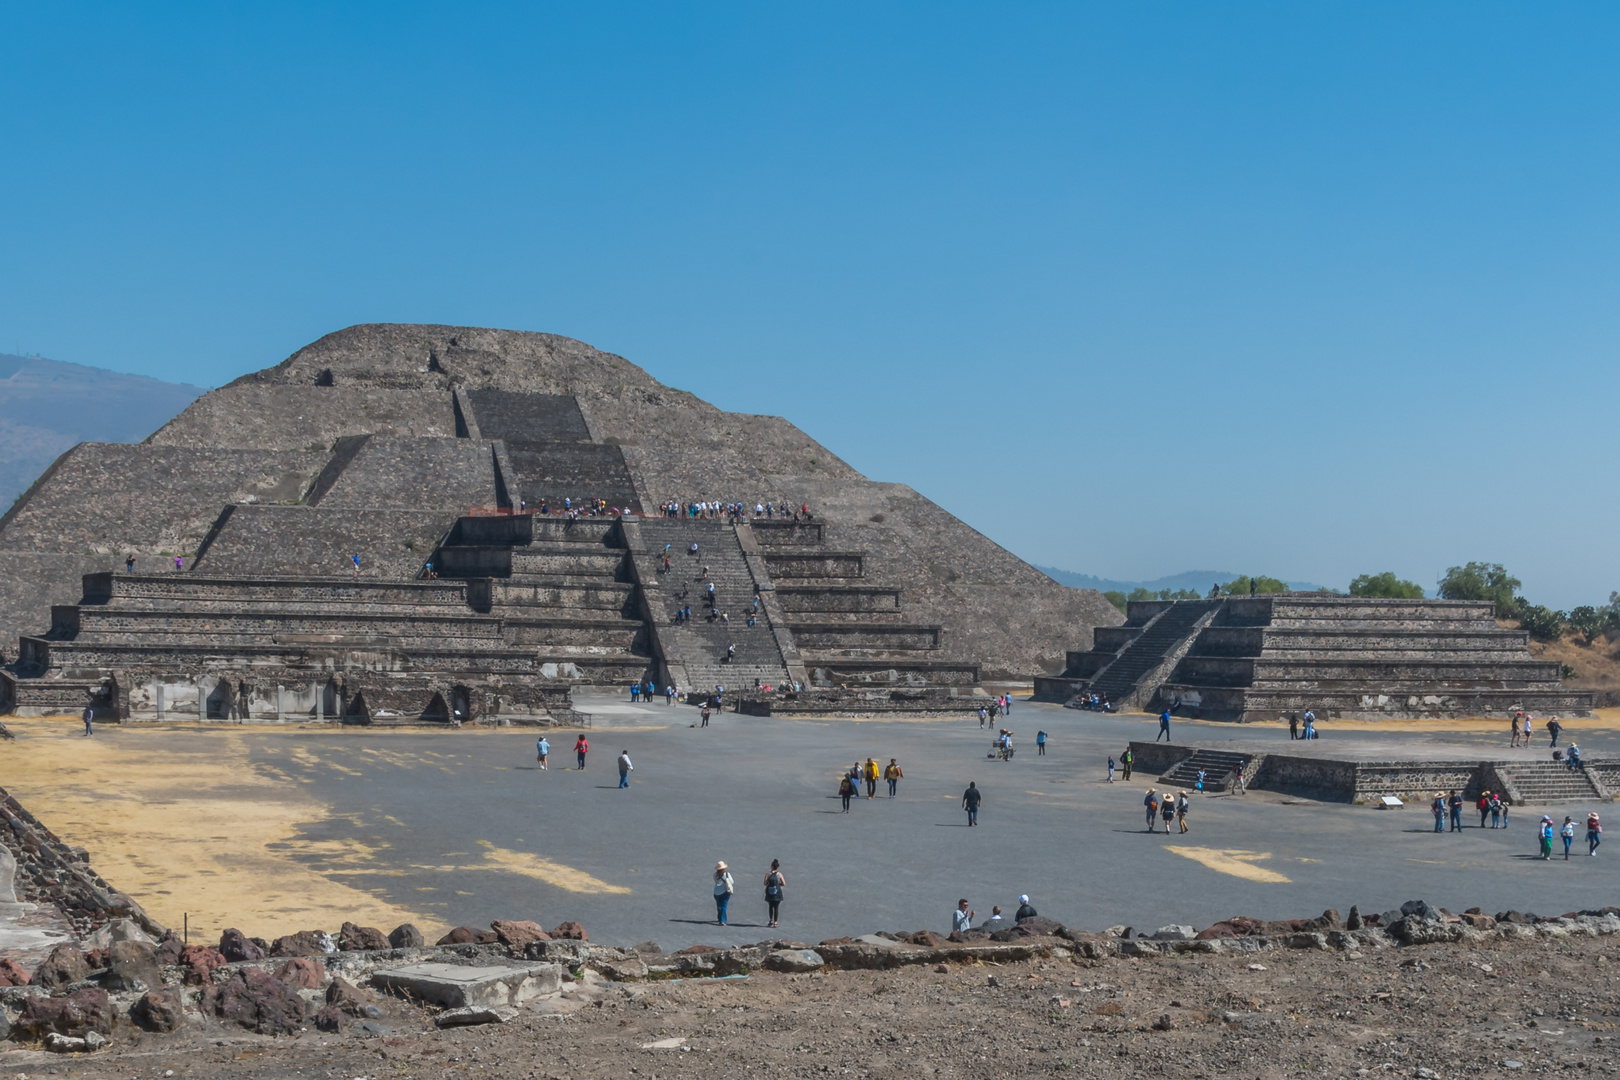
[0,323,1120,721]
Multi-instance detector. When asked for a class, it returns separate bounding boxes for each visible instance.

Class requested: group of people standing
[837,758,905,809]
[659,499,813,521]
[1142,788,1191,833]
[711,859,787,928]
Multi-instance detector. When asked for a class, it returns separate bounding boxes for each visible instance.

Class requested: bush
[1569,605,1604,645]
[1518,603,1566,642]
[1220,576,1288,596]
[1348,572,1425,599]
[1103,590,1128,614]
[1438,562,1522,618]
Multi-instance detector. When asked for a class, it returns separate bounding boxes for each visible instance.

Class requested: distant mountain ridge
[1034,565,1329,594]
[0,353,205,509]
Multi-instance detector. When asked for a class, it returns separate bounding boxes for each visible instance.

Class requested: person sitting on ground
[1014,895,1038,922]
[982,905,1004,931]
[952,899,975,934]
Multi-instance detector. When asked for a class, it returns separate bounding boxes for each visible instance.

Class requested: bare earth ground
[5,930,1620,1079]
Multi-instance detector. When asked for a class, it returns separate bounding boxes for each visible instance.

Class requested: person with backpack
[574,734,589,770]
[1587,812,1602,856]
[962,781,982,826]
[1144,789,1159,832]
[713,862,735,925]
[838,772,856,813]
[1477,791,1492,828]
[884,758,903,797]
[864,758,880,799]
[536,736,549,770]
[1430,792,1446,832]
[1036,730,1048,756]
[763,860,786,928]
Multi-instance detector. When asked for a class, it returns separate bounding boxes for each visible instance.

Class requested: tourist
[1303,711,1317,739]
[174,556,183,570]
[1587,812,1602,856]
[1196,768,1206,793]
[1561,816,1576,859]
[617,750,633,788]
[1122,747,1134,781]
[351,552,361,576]
[1431,792,1446,833]
[1567,744,1584,770]
[630,683,641,702]
[982,906,1004,931]
[1477,791,1492,828]
[713,862,734,925]
[952,899,976,934]
[1289,714,1299,740]
[1449,790,1463,832]
[962,781,982,826]
[1234,760,1246,794]
[82,703,93,738]
[864,758,880,799]
[978,706,988,728]
[1547,717,1562,747]
[1036,729,1048,756]
[536,735,549,770]
[124,555,134,573]
[764,860,785,928]
[1523,714,1534,746]
[1538,816,1555,859]
[574,733,589,770]
[1145,789,1159,832]
[1487,792,1501,829]
[666,684,676,706]
[884,758,903,797]
[1156,710,1172,742]
[1161,793,1177,833]
[838,771,856,812]
[1499,793,1510,830]
[1510,715,1522,747]
[1176,791,1190,833]
[1107,756,1116,783]
[1015,894,1038,922]
[700,703,711,727]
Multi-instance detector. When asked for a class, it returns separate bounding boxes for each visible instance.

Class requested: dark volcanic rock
[270,929,330,957]
[15,988,114,1039]
[313,1004,347,1033]
[338,922,389,952]
[388,923,425,949]
[203,970,307,1035]
[180,945,226,985]
[103,939,162,992]
[131,988,186,1033]
[33,943,91,990]
[0,957,30,985]
[274,956,326,988]
[909,930,945,947]
[550,920,587,941]
[219,927,265,962]
[491,920,550,948]
[436,926,499,945]
[154,932,186,965]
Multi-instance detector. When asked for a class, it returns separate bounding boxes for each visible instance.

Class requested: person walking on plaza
[962,781,982,827]
[713,862,734,925]
[1561,816,1576,859]
[1510,715,1522,747]
[864,758,880,799]
[838,771,856,812]
[1587,812,1602,856]
[1036,729,1048,756]
[764,860,785,928]
[1145,789,1159,832]
[1449,790,1464,832]
[1499,793,1509,830]
[1107,756,1116,783]
[617,750,633,788]
[1156,710,1172,742]
[1523,714,1533,746]
[1162,793,1177,832]
[82,703,93,737]
[1233,760,1246,794]
[978,706,988,729]
[1477,791,1492,828]
[952,899,976,934]
[574,733,589,770]
[1539,816,1556,859]
[1196,767,1206,793]
[1431,792,1446,833]
[1548,717,1563,747]
[1289,713,1299,740]
[536,735,549,770]
[1121,747,1133,781]
[884,758,903,797]
[1176,791,1190,833]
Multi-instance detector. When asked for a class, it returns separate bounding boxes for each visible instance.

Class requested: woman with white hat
[713,861,735,925]
[1014,895,1037,922]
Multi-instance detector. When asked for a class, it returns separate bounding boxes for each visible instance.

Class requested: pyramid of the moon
[0,325,1121,721]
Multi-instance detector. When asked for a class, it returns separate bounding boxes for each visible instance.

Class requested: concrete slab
[370,962,562,1008]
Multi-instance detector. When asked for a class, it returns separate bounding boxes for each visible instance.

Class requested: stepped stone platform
[1,323,1121,719]
[1037,595,1592,722]
[1128,739,1617,807]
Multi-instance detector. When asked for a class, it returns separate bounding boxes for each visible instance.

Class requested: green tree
[1103,590,1128,614]
[1220,575,1288,596]
[1437,562,1521,617]
[1569,605,1603,645]
[1127,586,1155,603]
[1348,572,1425,599]
[1518,604,1566,642]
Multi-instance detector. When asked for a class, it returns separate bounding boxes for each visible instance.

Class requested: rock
[436,926,499,946]
[388,923,425,949]
[0,957,30,985]
[631,941,663,953]
[1461,912,1498,931]
[274,956,327,989]
[986,974,1000,987]
[909,930,945,947]
[678,944,722,954]
[1152,1013,1176,1031]
[338,922,390,952]
[103,940,162,992]
[1497,910,1536,925]
[131,988,186,1033]
[326,975,376,1015]
[526,938,590,965]
[44,1030,107,1053]
[15,988,115,1039]
[203,970,308,1035]
[351,1020,396,1037]
[490,920,550,948]
[154,932,185,965]
[371,961,563,1008]
[313,1003,347,1033]
[219,927,265,962]
[270,929,333,956]
[436,1005,519,1027]
[596,957,649,981]
[1151,925,1196,941]
[180,945,226,985]
[550,920,587,940]
[1315,909,1342,930]
[1400,899,1442,923]
[33,942,91,989]
[1345,905,1363,931]
[1007,916,1066,937]
[763,949,825,973]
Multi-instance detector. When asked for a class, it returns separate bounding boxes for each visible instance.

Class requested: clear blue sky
[3,4,1616,608]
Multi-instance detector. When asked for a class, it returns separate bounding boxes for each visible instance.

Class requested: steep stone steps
[1084,601,1220,704]
[1158,749,1251,792]
[1497,761,1606,804]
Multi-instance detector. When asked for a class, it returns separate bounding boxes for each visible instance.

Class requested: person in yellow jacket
[883,758,904,798]
[864,758,880,799]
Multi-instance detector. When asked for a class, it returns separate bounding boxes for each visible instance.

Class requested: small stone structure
[1038,596,1592,721]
